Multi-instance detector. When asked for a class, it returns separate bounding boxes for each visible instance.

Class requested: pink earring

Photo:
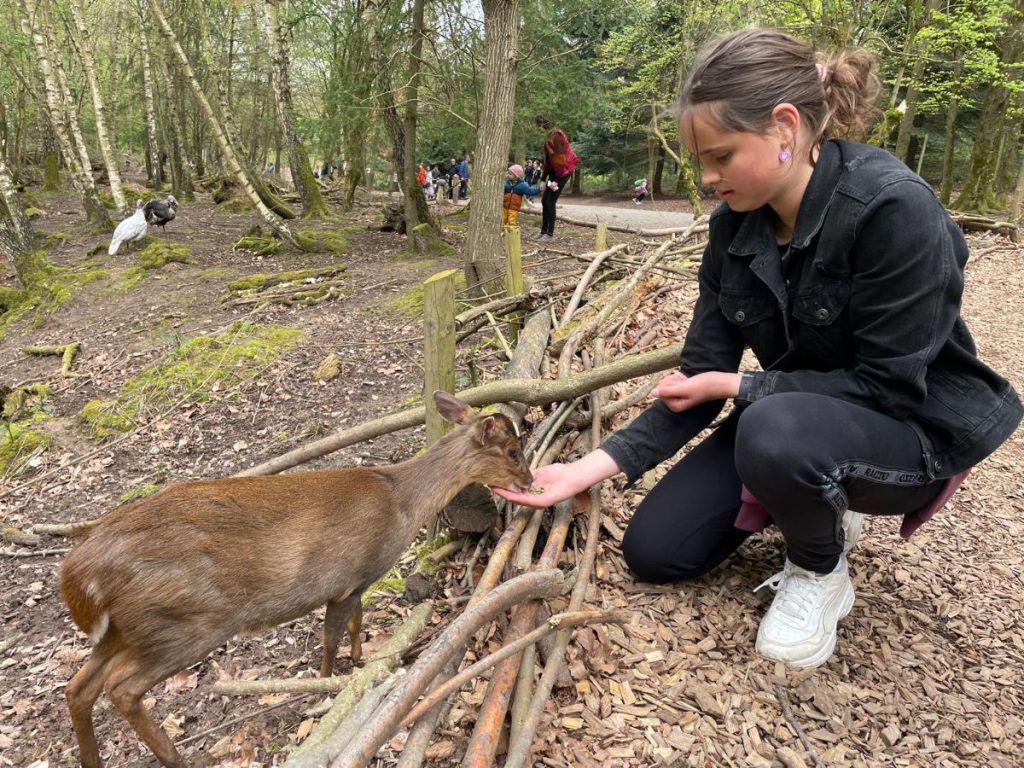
[778,150,791,163]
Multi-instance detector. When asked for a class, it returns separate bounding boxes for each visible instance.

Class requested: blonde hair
[679,29,881,156]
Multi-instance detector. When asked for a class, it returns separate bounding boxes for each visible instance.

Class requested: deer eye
[507,447,520,461]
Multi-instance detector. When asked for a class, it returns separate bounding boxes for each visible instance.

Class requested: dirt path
[558,201,695,230]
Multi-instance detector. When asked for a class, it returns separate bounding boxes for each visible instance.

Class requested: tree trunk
[158,43,194,200]
[264,0,328,218]
[69,0,127,211]
[952,83,1008,212]
[0,153,34,262]
[894,0,942,164]
[365,0,406,197]
[401,0,433,247]
[939,50,962,205]
[464,0,520,299]
[138,3,164,189]
[18,0,110,230]
[146,0,295,244]
[995,91,1023,196]
[652,143,665,197]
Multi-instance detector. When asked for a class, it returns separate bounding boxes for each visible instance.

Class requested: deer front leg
[321,592,362,677]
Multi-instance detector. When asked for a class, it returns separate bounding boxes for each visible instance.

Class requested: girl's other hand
[652,371,741,412]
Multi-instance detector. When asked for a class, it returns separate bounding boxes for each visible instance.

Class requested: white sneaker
[754,558,855,668]
[842,511,864,554]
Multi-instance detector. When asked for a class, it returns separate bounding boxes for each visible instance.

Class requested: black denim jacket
[603,140,1022,483]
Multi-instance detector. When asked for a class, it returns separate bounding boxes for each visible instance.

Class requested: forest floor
[0,181,1021,768]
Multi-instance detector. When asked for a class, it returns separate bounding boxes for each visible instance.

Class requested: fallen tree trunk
[235,342,681,477]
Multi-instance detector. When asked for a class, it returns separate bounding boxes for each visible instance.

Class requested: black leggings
[620,393,945,581]
[540,175,568,235]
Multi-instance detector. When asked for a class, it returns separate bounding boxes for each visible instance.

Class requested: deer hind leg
[66,644,117,768]
[104,653,188,768]
[321,591,363,677]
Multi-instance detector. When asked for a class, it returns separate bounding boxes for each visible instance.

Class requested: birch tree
[146,0,296,244]
[17,0,110,230]
[138,3,164,189]
[264,0,327,218]
[69,0,127,210]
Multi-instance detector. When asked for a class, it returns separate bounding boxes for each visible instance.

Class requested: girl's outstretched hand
[491,463,579,509]
[652,371,741,412]
[491,449,621,509]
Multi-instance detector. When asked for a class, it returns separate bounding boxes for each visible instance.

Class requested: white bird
[108,200,148,255]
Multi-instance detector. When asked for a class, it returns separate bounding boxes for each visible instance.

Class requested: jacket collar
[727,140,845,257]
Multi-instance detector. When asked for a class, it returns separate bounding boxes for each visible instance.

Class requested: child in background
[633,177,648,204]
[502,164,542,226]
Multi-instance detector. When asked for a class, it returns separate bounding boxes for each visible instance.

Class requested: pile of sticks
[221,216,710,766]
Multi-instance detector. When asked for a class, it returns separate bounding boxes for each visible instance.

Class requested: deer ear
[433,391,474,424]
[475,416,496,445]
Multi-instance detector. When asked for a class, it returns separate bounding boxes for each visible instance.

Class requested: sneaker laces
[755,563,824,623]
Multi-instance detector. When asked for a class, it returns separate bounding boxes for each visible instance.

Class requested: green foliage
[0,380,53,478]
[2,384,51,420]
[79,323,304,440]
[0,418,51,478]
[392,271,467,318]
[119,483,162,502]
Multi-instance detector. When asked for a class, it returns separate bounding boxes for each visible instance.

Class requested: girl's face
[684,110,801,214]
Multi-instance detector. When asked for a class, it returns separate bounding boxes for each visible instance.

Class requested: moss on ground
[113,240,193,292]
[119,483,162,503]
[362,535,451,605]
[294,227,348,254]
[0,386,53,477]
[0,253,109,337]
[3,384,51,420]
[220,198,253,214]
[392,271,467,318]
[227,264,346,293]
[232,233,279,257]
[23,207,44,219]
[79,322,303,440]
[44,232,71,248]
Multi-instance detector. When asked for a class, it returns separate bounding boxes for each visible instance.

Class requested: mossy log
[227,265,347,294]
[22,343,80,375]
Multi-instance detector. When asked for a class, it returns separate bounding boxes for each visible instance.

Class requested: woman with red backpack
[535,127,578,241]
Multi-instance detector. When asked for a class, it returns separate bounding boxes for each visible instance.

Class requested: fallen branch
[31,520,99,537]
[400,609,628,728]
[235,343,682,477]
[283,677,401,768]
[462,500,575,767]
[559,244,629,329]
[949,212,1018,241]
[22,343,80,375]
[328,569,570,768]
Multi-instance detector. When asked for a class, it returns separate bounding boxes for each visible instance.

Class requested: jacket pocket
[719,292,776,328]
[792,279,851,327]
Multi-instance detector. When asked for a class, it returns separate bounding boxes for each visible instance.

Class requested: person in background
[423,165,435,201]
[502,163,543,226]
[417,162,426,189]
[536,127,576,241]
[633,177,649,204]
[495,28,1021,669]
[434,164,448,201]
[459,154,471,199]
[447,158,460,201]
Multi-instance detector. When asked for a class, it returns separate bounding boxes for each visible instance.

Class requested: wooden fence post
[423,269,458,445]
[503,225,523,344]
[595,221,608,251]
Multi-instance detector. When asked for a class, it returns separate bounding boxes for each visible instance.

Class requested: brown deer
[59,392,532,768]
